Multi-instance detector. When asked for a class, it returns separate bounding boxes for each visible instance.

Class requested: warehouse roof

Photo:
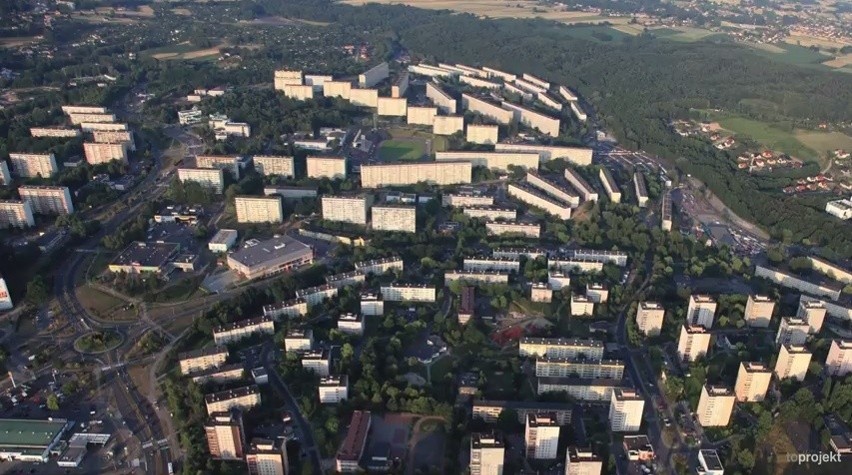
[0,418,68,448]
[228,235,311,268]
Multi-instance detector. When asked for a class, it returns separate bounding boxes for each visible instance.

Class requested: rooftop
[520,337,604,348]
[699,449,724,470]
[704,385,734,396]
[622,435,653,453]
[210,229,238,245]
[110,241,180,268]
[471,432,503,449]
[751,294,773,302]
[640,301,663,310]
[537,377,622,386]
[178,345,229,361]
[212,316,273,334]
[474,399,576,412]
[614,388,643,401]
[320,375,348,387]
[337,410,371,461]
[691,294,716,303]
[568,446,601,462]
[783,343,810,353]
[0,418,69,448]
[204,385,260,404]
[526,413,558,427]
[228,235,312,268]
[742,362,771,372]
[600,167,618,191]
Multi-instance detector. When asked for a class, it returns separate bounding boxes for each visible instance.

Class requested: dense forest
[254,0,852,258]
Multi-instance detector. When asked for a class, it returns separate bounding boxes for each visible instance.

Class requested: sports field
[378,139,425,161]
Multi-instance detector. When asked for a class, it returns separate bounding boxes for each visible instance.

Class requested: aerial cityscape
[0,1,850,475]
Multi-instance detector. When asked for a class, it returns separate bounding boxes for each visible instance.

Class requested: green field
[747,43,834,70]
[378,139,426,161]
[699,110,818,160]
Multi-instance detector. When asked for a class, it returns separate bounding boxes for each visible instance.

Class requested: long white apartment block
[570,102,588,122]
[282,84,314,100]
[360,161,471,188]
[462,94,514,125]
[633,172,649,207]
[80,122,127,132]
[460,75,501,90]
[492,247,547,260]
[569,248,628,266]
[502,82,534,102]
[466,124,500,145]
[500,101,560,137]
[522,73,550,89]
[358,62,388,87]
[599,168,621,203]
[463,257,521,273]
[536,92,563,111]
[196,155,240,179]
[263,298,308,320]
[68,112,116,124]
[295,284,338,306]
[273,69,303,89]
[636,301,665,336]
[392,72,409,98]
[826,198,852,220]
[442,192,494,207]
[61,105,108,115]
[407,106,437,125]
[178,346,228,375]
[437,63,468,74]
[18,186,74,215]
[234,196,283,224]
[177,167,225,194]
[212,316,275,345]
[372,205,416,233]
[8,153,58,178]
[349,88,379,108]
[354,256,404,275]
[377,97,408,117]
[323,80,352,100]
[536,377,622,401]
[558,86,578,102]
[485,220,541,238]
[535,358,624,379]
[507,183,571,219]
[525,171,580,207]
[426,82,457,114]
[84,142,127,165]
[433,115,464,135]
[93,130,135,151]
[808,256,852,284]
[321,195,369,225]
[306,155,346,180]
[513,77,547,95]
[549,259,603,274]
[0,200,35,229]
[495,142,593,166]
[563,168,598,201]
[463,206,517,221]
[744,294,775,328]
[205,385,262,414]
[455,63,488,78]
[252,156,294,177]
[326,270,366,289]
[30,127,81,138]
[408,63,457,78]
[380,284,436,302]
[435,151,538,172]
[444,270,509,286]
[519,337,604,360]
[482,66,516,82]
[755,264,842,301]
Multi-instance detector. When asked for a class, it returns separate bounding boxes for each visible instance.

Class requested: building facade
[18,186,74,215]
[372,205,416,233]
[734,362,772,402]
[322,195,369,225]
[8,153,58,178]
[697,385,735,427]
[774,343,812,381]
[306,156,347,180]
[252,156,294,177]
[744,295,775,328]
[234,196,283,224]
[524,414,560,460]
[636,301,665,336]
[0,200,35,229]
[609,388,644,432]
[360,161,472,188]
[177,167,225,193]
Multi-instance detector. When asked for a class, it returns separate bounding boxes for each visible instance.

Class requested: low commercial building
[301,350,331,376]
[360,161,472,188]
[636,301,665,336]
[435,151,539,171]
[826,198,852,220]
[380,283,436,302]
[253,156,294,177]
[755,264,842,301]
[462,94,513,124]
[526,171,580,207]
[570,294,595,316]
[18,185,74,214]
[0,418,72,463]
[826,339,852,377]
[519,337,605,360]
[213,316,275,345]
[463,257,520,273]
[359,62,389,87]
[264,298,308,319]
[494,143,593,166]
[179,346,229,375]
[306,155,347,180]
[336,411,371,473]
[377,97,407,117]
[508,183,571,219]
[322,195,370,225]
[354,256,404,275]
[319,376,349,404]
[485,221,541,238]
[8,153,58,178]
[466,124,499,144]
[443,192,494,207]
[563,168,598,202]
[633,172,649,207]
[177,167,225,194]
[525,414,560,460]
[535,358,624,379]
[599,168,620,203]
[445,270,510,285]
[226,235,314,280]
[208,229,238,253]
[234,196,283,224]
[0,200,35,229]
[463,206,517,221]
[337,313,364,335]
[774,343,811,382]
[108,241,180,274]
[283,329,313,352]
[426,82,457,114]
[744,295,775,328]
[697,385,735,427]
[372,205,416,233]
[677,325,711,363]
[609,388,644,432]
[500,101,560,136]
[734,361,772,402]
[204,385,262,414]
[536,377,622,401]
[433,115,464,135]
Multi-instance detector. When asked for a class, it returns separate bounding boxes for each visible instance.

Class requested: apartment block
[565,447,602,475]
[443,192,494,207]
[697,449,725,475]
[609,388,644,432]
[633,172,649,207]
[734,362,772,402]
[677,325,711,363]
[482,66,516,82]
[435,151,539,172]
[360,292,384,316]
[18,186,74,215]
[273,69,303,89]
[372,205,416,233]
[212,316,275,345]
[0,200,35,229]
[306,155,346,179]
[459,286,475,324]
[494,142,593,166]
[377,97,407,117]
[455,63,487,77]
[409,63,457,78]
[797,299,827,334]
[525,414,560,460]
[550,259,603,273]
[68,112,116,124]
[318,376,349,404]
[563,168,598,202]
[503,81,534,100]
[687,294,717,329]
[826,339,852,377]
[337,313,364,335]
[661,192,673,231]
[470,432,505,475]
[535,358,624,379]
[433,115,464,135]
[536,377,621,401]
[282,84,314,100]
[585,283,609,303]
[536,92,562,111]
[697,385,735,427]
[0,161,10,185]
[444,270,510,286]
[80,122,127,132]
[349,88,379,108]
[336,410,371,473]
[774,343,812,382]
[380,284,436,302]
[519,337,604,360]
[459,75,500,90]
[283,329,313,353]
[204,385,262,414]
[354,256,404,275]
[570,294,595,316]
[327,270,367,289]
[359,62,389,87]
[472,400,573,426]
[407,106,438,125]
[30,127,81,138]
[426,82,457,114]
[466,124,499,145]
[463,206,517,221]
[485,221,541,238]
[322,195,369,225]
[522,73,550,89]
[245,438,288,475]
[500,101,560,136]
[548,269,571,291]
[204,411,245,460]
[62,105,108,115]
[234,196,283,224]
[493,247,547,260]
[463,257,521,273]
[754,265,842,301]
[295,284,338,306]
[197,155,240,179]
[252,156,294,177]
[808,256,852,284]
[526,171,580,207]
[323,80,352,100]
[360,161,472,188]
[8,153,58,178]
[776,316,809,346]
[636,301,665,337]
[392,72,409,98]
[507,183,571,219]
[177,167,225,194]
[744,295,775,328]
[263,298,308,320]
[179,346,229,375]
[83,142,127,165]
[513,77,547,95]
[570,249,629,266]
[570,102,587,122]
[599,168,621,203]
[264,186,316,200]
[462,94,513,124]
[305,74,333,90]
[301,350,331,377]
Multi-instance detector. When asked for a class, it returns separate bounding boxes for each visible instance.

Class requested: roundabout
[73,330,124,354]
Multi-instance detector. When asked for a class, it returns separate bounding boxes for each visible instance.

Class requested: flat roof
[204,385,259,404]
[520,337,604,348]
[190,363,245,378]
[0,419,68,448]
[537,377,622,386]
[354,256,403,268]
[473,399,575,413]
[622,435,653,452]
[700,449,724,470]
[228,235,312,268]
[111,241,180,268]
[337,410,371,461]
[210,229,238,245]
[178,345,228,361]
[460,286,475,315]
[213,316,273,334]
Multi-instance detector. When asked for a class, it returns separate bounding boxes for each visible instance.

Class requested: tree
[46,393,59,411]
[25,275,49,305]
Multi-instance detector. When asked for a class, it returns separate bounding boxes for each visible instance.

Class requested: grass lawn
[698,110,821,162]
[378,139,425,161]
[793,130,852,163]
[749,43,834,70]
[76,285,137,321]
